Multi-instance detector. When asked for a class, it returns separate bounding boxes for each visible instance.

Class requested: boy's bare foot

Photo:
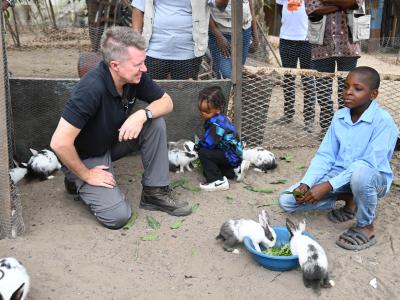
[327,193,356,223]
[336,224,377,251]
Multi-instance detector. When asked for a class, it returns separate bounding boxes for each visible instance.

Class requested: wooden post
[0,12,12,238]
[231,1,243,134]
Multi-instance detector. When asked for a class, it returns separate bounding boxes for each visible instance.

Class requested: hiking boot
[234,160,251,182]
[199,176,229,191]
[64,177,77,195]
[140,186,192,216]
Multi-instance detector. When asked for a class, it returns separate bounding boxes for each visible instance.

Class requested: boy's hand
[294,183,309,203]
[300,182,332,204]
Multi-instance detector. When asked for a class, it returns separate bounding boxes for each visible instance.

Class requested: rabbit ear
[299,219,306,233]
[261,210,270,226]
[11,282,26,300]
[286,218,296,236]
[29,148,38,156]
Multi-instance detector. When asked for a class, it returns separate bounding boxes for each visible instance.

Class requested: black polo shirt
[62,61,164,159]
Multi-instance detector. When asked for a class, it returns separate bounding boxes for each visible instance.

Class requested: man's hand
[249,32,259,54]
[293,183,310,203]
[84,165,116,188]
[118,109,147,142]
[299,182,332,204]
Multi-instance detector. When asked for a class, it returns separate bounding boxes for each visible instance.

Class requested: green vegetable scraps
[262,244,292,256]
[270,179,288,184]
[171,178,201,192]
[122,210,138,230]
[280,153,293,162]
[282,190,304,197]
[141,234,159,241]
[170,219,185,229]
[146,216,161,230]
[245,186,273,193]
[192,203,200,213]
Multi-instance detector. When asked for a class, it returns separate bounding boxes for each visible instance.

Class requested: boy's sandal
[327,206,355,223]
[336,227,377,251]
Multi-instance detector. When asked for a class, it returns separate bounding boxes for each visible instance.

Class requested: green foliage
[170,219,185,229]
[262,244,292,256]
[122,211,138,230]
[146,216,160,230]
[141,234,159,241]
[245,185,273,193]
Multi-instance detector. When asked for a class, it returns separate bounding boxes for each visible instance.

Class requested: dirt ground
[0,148,399,300]
[3,35,400,299]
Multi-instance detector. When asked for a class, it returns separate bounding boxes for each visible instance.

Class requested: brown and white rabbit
[0,257,30,300]
[216,210,276,253]
[168,139,198,173]
[286,218,334,294]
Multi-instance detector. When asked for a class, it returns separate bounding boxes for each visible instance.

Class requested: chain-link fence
[1,1,400,238]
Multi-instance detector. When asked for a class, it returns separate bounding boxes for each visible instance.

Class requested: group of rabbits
[168,138,277,174]
[217,210,334,293]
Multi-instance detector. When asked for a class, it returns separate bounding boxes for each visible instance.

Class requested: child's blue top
[302,101,399,193]
[197,114,243,167]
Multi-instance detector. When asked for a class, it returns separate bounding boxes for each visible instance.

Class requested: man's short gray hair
[100,26,147,65]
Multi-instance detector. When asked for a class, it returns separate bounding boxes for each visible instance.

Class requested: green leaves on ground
[257,199,279,208]
[262,244,292,256]
[170,219,185,229]
[280,153,293,162]
[192,203,200,213]
[270,179,287,184]
[141,234,159,241]
[146,216,160,230]
[244,185,273,193]
[122,210,138,230]
[282,190,304,197]
[171,178,201,192]
[226,196,234,204]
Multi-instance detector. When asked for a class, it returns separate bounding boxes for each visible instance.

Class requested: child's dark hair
[198,86,226,111]
[350,66,380,89]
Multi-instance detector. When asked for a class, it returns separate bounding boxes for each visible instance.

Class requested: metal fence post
[231,1,243,134]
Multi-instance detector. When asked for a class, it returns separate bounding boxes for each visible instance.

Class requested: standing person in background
[208,0,259,79]
[131,0,229,80]
[275,0,316,133]
[305,0,365,134]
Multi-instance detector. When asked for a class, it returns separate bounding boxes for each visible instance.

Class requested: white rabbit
[26,148,62,180]
[168,140,198,173]
[9,167,28,185]
[216,210,276,253]
[243,146,277,172]
[286,218,334,294]
[0,257,30,300]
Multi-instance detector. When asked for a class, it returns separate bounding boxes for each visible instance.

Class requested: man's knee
[95,201,132,230]
[279,194,297,212]
[350,164,376,193]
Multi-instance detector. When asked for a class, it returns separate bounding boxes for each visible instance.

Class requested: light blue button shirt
[301,100,399,193]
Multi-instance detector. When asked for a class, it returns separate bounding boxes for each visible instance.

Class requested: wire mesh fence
[0,1,400,238]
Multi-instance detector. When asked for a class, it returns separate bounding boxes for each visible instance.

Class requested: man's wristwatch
[143,108,153,121]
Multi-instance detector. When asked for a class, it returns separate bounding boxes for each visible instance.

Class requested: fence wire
[1,1,400,238]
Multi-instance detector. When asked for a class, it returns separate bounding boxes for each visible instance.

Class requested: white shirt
[276,0,308,41]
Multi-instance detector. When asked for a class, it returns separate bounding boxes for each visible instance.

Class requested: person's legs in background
[299,41,316,132]
[336,57,358,109]
[145,56,170,79]
[313,57,335,133]
[170,56,203,80]
[277,39,299,123]
[208,30,224,79]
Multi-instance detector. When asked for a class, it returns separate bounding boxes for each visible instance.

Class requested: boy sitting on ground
[279,66,399,251]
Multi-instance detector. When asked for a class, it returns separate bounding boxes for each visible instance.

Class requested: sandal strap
[340,228,370,245]
[330,207,355,222]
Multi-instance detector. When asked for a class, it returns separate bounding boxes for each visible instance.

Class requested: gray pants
[63,118,169,229]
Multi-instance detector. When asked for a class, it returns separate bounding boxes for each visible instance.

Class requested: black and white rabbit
[216,210,276,253]
[243,146,277,172]
[26,148,62,180]
[9,159,28,185]
[0,257,30,300]
[286,218,334,294]
[168,139,198,173]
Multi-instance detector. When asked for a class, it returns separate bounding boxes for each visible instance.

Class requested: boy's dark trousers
[197,147,235,183]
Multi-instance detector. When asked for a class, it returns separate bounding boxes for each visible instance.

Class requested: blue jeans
[208,27,252,79]
[279,165,387,227]
[313,56,358,129]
